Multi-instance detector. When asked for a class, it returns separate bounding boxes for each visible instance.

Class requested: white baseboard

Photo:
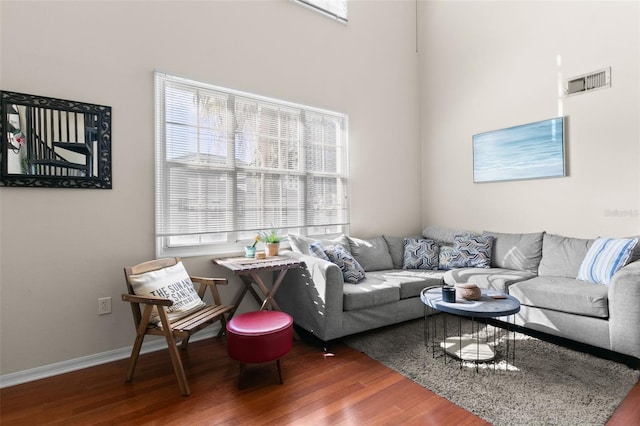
[0,327,219,389]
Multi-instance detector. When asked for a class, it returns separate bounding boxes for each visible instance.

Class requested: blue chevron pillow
[403,238,439,270]
[449,235,494,268]
[324,244,366,283]
[577,237,638,285]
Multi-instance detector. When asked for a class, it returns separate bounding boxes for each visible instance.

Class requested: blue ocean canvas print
[473,117,565,183]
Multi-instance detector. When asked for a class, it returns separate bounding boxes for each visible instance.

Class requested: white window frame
[295,0,348,23]
[154,72,350,258]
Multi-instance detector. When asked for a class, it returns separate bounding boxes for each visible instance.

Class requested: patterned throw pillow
[577,237,639,285]
[438,245,456,270]
[309,241,331,261]
[127,261,206,325]
[324,244,366,283]
[403,238,439,270]
[449,235,494,268]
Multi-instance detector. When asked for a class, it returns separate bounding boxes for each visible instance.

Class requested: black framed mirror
[1,91,112,188]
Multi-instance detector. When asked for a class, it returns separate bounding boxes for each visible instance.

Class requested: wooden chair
[121,257,233,396]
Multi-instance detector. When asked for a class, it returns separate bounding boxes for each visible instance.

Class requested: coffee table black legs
[423,310,517,370]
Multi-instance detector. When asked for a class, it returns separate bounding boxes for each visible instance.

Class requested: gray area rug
[342,317,639,426]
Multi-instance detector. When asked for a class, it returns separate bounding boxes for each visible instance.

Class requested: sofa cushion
[449,234,494,268]
[383,234,421,269]
[289,234,350,254]
[482,231,544,274]
[577,237,638,285]
[509,276,608,318]
[403,238,439,270]
[342,277,400,311]
[538,233,593,278]
[422,224,474,245]
[348,236,394,272]
[443,267,536,293]
[629,235,640,263]
[367,269,446,299]
[324,244,365,284]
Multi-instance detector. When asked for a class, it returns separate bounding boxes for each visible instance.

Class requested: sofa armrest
[274,252,345,341]
[608,260,640,358]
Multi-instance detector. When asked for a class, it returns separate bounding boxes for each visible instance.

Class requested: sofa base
[490,318,640,369]
[514,304,611,350]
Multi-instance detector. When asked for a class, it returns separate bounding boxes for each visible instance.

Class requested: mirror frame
[1,91,112,188]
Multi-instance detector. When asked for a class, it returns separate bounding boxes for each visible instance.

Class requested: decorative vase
[244,246,256,258]
[265,242,280,257]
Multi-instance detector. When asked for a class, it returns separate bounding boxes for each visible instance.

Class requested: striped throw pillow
[577,237,638,285]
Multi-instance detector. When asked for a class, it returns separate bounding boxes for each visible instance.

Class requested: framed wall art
[473,117,565,183]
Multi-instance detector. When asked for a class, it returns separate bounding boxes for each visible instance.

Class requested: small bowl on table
[454,283,481,301]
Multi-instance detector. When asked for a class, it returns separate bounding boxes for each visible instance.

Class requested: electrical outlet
[98,297,112,315]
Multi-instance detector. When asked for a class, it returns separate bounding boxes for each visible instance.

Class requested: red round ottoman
[226,310,293,389]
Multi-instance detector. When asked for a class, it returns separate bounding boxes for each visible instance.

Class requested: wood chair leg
[180,336,191,351]
[218,316,228,338]
[125,305,154,382]
[158,310,190,396]
[125,332,145,382]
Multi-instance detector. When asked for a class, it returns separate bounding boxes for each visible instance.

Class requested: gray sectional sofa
[274,226,640,361]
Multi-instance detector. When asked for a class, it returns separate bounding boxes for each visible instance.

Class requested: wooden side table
[212,255,304,319]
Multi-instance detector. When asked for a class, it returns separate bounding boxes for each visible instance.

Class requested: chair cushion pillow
[128,261,206,325]
[324,244,366,283]
[403,238,439,270]
[577,237,639,285]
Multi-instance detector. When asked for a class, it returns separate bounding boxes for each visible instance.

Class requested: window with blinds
[296,0,348,23]
[154,72,349,257]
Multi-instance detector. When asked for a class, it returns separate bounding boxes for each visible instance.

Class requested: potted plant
[258,229,286,257]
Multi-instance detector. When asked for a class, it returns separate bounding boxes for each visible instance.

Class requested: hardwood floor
[1,336,638,425]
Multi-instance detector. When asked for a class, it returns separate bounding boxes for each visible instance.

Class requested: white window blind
[296,0,348,23]
[155,72,349,257]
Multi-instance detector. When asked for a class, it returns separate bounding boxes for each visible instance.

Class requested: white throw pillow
[128,261,206,324]
[577,237,638,285]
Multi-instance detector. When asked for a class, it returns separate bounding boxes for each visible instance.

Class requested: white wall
[4,0,638,381]
[0,0,421,375]
[419,0,640,238]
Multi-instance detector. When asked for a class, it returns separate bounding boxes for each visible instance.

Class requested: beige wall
[419,0,640,238]
[2,0,639,380]
[0,1,420,376]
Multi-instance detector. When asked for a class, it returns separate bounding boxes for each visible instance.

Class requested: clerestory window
[154,72,349,257]
[296,0,348,23]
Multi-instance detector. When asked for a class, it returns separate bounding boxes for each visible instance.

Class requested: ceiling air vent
[565,67,611,96]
